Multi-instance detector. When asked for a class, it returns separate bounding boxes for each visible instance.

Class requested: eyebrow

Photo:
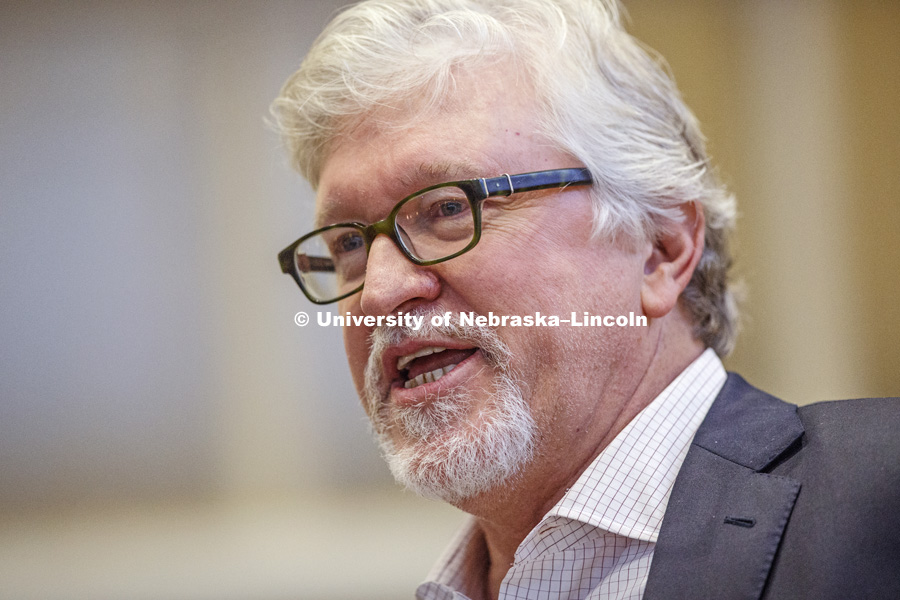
[314,159,484,228]
[397,160,482,189]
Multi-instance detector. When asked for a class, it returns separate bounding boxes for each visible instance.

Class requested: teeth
[396,346,446,371]
[403,364,458,389]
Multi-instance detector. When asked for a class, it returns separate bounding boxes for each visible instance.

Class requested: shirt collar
[538,347,726,543]
[418,348,727,597]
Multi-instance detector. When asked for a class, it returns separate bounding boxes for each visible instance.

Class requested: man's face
[315,73,650,504]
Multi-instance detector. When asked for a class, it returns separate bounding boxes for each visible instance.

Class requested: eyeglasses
[278,168,593,304]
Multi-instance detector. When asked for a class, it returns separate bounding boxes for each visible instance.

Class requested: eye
[332,230,364,254]
[435,199,466,218]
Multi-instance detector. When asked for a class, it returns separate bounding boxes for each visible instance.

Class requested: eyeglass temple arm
[280,250,336,274]
[481,168,592,197]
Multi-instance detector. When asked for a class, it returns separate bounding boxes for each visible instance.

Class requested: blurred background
[0,1,897,598]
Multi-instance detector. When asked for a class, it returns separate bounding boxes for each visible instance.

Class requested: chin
[361,310,538,502]
[376,376,537,504]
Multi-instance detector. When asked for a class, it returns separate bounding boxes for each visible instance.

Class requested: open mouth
[397,346,478,389]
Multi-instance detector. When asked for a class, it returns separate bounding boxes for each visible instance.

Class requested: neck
[454,316,705,598]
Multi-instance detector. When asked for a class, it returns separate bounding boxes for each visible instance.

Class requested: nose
[358,235,441,316]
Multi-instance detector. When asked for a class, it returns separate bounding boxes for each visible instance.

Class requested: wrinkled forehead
[310,58,541,178]
[312,72,548,228]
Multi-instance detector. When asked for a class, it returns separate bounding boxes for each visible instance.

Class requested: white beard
[364,313,536,504]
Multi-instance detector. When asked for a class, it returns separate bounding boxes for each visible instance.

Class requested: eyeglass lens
[294,185,476,301]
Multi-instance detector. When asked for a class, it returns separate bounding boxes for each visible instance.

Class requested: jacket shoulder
[793,396,900,463]
[773,395,900,497]
[765,396,900,599]
[798,395,900,426]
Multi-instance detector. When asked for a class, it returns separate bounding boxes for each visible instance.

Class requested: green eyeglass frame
[278,167,593,304]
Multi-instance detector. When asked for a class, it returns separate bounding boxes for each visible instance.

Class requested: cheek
[339,301,371,398]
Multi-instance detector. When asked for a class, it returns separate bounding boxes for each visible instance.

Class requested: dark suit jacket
[644,373,900,600]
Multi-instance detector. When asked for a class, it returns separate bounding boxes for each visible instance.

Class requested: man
[272,1,900,598]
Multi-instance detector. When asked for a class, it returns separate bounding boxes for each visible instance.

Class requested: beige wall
[841,1,900,402]
[627,0,900,404]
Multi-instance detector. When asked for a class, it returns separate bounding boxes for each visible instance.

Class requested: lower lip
[389,349,483,408]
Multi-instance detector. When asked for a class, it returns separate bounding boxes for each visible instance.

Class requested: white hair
[271,0,740,355]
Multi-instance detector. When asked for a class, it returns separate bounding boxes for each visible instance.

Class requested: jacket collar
[644,373,804,600]
[691,373,804,471]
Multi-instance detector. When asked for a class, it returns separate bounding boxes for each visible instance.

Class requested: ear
[641,202,705,319]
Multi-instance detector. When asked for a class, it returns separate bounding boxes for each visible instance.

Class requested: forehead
[314,72,550,227]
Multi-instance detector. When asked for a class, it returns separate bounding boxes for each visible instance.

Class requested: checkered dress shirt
[417,348,727,600]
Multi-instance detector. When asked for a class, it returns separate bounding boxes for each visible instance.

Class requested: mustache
[362,309,513,414]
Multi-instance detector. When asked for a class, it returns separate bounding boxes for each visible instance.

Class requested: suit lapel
[644,374,804,600]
